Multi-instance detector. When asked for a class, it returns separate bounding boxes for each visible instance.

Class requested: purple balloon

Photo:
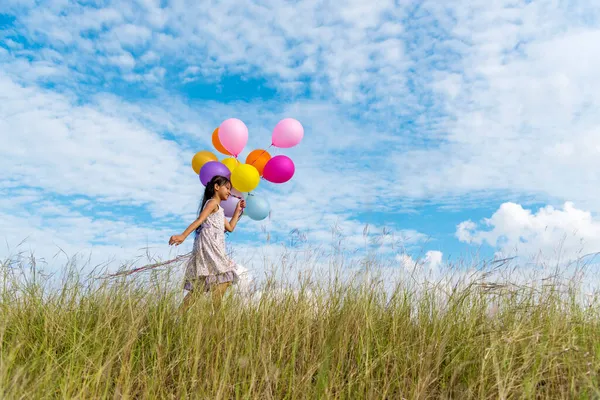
[220,195,239,218]
[200,161,231,186]
[263,155,295,184]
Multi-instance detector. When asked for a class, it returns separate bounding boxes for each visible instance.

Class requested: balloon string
[249,148,270,167]
[248,143,274,166]
[230,193,245,211]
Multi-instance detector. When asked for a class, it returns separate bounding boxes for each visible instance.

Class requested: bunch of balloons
[190,117,304,221]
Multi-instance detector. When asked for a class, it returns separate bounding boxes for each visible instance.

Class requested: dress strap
[202,199,220,211]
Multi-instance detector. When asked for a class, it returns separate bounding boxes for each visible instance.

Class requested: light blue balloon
[245,194,270,221]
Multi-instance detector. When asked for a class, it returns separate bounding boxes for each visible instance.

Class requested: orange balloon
[212,128,231,155]
[245,149,271,175]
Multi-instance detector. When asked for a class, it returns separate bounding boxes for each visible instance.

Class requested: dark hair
[199,175,231,214]
[195,175,231,237]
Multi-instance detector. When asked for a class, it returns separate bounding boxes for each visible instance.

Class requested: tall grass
[1,252,600,399]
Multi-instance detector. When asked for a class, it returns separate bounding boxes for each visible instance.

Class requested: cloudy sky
[1,0,600,277]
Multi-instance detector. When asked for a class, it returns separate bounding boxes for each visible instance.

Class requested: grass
[2,252,600,399]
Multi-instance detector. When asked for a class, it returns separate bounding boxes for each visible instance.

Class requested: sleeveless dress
[184,200,238,292]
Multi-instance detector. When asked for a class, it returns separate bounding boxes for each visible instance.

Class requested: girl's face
[215,182,231,200]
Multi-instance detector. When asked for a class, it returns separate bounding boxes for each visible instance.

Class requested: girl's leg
[180,281,202,313]
[180,291,196,313]
[210,281,232,309]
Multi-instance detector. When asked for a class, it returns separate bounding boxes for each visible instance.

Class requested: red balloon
[263,155,295,184]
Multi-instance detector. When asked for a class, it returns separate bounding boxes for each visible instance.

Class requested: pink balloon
[263,155,295,184]
[218,118,248,156]
[271,118,304,148]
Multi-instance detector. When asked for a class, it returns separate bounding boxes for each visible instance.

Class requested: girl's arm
[169,200,218,246]
[224,199,246,232]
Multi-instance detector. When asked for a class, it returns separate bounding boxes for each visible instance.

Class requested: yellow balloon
[191,150,218,174]
[221,157,240,173]
[231,164,260,193]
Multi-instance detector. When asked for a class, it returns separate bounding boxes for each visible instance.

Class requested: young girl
[169,175,246,309]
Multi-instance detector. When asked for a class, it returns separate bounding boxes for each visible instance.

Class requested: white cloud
[1,0,410,109]
[396,250,444,278]
[108,52,136,69]
[110,23,153,48]
[457,201,600,264]
[0,72,198,217]
[390,0,600,212]
[0,193,179,272]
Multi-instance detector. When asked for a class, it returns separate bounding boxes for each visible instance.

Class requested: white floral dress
[184,200,238,292]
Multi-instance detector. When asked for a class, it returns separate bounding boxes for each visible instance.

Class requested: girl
[169,175,246,310]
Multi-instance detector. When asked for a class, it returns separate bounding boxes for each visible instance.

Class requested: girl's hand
[169,234,185,246]
[236,200,246,212]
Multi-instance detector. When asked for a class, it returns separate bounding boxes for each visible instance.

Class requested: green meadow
[2,252,599,399]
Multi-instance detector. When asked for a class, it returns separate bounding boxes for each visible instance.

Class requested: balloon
[245,194,270,221]
[220,195,240,218]
[212,128,231,156]
[221,157,240,173]
[231,163,260,192]
[200,161,231,186]
[191,150,218,174]
[245,149,271,176]
[218,118,248,157]
[263,155,295,184]
[271,118,304,148]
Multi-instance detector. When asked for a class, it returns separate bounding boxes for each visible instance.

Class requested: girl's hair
[195,175,231,237]
[198,175,231,217]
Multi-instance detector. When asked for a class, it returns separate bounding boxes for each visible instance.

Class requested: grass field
[2,252,600,399]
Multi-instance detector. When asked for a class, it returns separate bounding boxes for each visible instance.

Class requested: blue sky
[2,0,600,280]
